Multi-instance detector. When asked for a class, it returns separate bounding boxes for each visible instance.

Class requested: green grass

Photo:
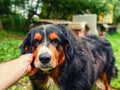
[0,30,23,62]
[0,29,120,90]
[106,30,120,89]
[0,30,31,90]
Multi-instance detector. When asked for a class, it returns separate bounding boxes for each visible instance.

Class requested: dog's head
[20,24,77,72]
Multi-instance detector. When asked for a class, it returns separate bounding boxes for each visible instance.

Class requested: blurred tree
[112,0,120,24]
[0,0,42,32]
[40,0,110,20]
[99,0,120,24]
[23,0,41,32]
[0,0,12,16]
[0,0,114,32]
[0,0,26,32]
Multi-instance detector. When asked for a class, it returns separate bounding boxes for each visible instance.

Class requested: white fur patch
[47,77,60,90]
[38,46,52,56]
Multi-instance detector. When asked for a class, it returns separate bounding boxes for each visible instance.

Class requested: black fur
[20,24,117,90]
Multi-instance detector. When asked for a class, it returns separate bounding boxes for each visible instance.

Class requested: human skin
[0,54,38,90]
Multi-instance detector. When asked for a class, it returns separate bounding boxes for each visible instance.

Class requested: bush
[1,14,26,33]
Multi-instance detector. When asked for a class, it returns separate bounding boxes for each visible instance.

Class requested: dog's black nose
[39,53,51,64]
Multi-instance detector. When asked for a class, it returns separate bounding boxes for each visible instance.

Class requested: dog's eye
[51,39,59,47]
[32,39,40,47]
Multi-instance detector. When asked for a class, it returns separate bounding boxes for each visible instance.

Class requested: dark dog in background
[20,24,117,90]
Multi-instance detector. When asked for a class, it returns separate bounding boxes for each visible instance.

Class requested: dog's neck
[46,77,60,90]
[30,69,61,90]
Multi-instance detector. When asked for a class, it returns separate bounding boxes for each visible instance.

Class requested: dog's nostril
[39,53,51,64]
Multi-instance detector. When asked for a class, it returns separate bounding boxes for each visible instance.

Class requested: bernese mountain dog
[20,24,117,90]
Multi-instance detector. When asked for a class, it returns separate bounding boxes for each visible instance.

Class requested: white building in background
[73,14,98,35]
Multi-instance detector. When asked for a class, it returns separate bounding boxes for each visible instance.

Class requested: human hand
[17,54,38,76]
[0,53,38,89]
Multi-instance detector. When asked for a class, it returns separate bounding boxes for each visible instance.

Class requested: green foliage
[8,76,32,90]
[0,0,12,16]
[1,14,26,32]
[0,38,21,61]
[40,0,111,20]
[0,0,41,33]
[106,30,120,89]
[113,1,120,24]
[0,30,22,62]
[0,0,118,32]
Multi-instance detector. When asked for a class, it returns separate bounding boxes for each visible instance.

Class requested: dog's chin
[37,65,54,72]
[34,62,55,72]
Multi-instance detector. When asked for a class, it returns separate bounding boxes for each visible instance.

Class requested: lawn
[106,30,120,89]
[0,29,120,90]
[0,30,23,61]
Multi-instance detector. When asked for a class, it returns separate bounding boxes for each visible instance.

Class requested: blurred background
[0,0,120,90]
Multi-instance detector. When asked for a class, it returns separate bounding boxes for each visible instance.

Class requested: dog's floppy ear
[55,24,80,61]
[20,32,33,54]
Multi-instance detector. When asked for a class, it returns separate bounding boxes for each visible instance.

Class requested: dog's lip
[39,66,53,72]
[40,68,53,72]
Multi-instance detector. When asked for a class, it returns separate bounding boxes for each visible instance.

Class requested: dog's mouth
[40,67,52,72]
[32,64,53,74]
[35,63,54,72]
[39,64,52,71]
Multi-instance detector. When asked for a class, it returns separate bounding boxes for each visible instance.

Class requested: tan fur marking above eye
[49,33,58,40]
[25,46,29,51]
[34,33,42,41]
